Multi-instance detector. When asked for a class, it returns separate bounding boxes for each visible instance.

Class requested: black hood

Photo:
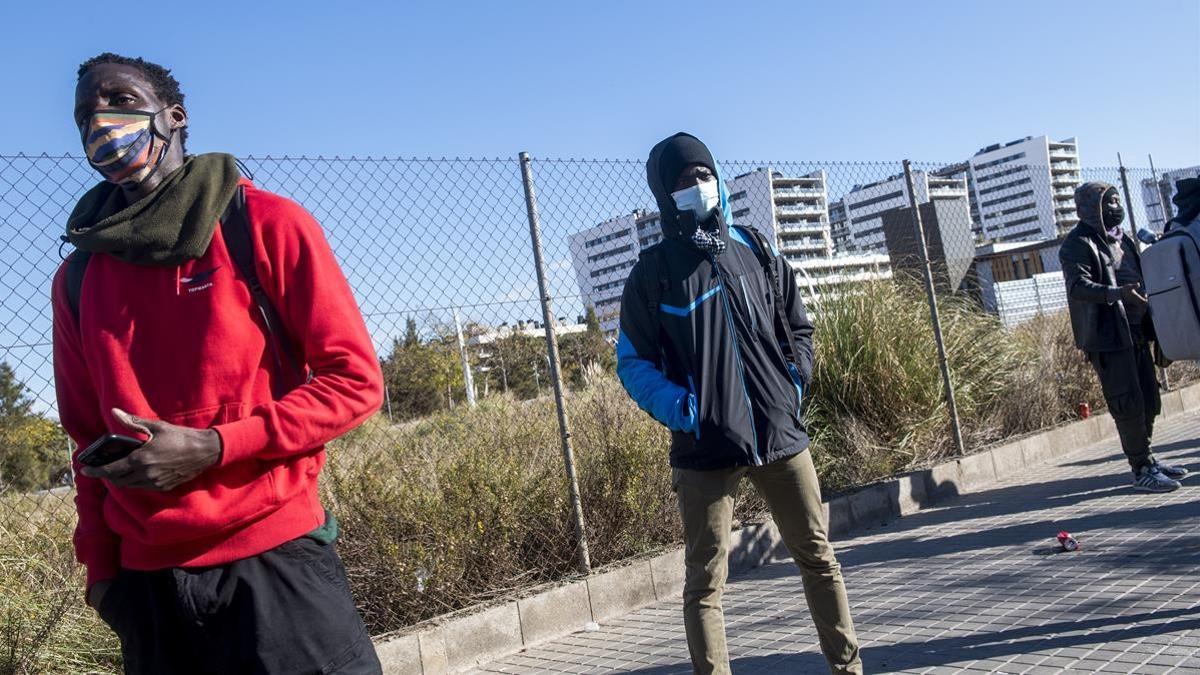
[645,132,726,239]
[1172,176,1200,224]
[1074,181,1117,233]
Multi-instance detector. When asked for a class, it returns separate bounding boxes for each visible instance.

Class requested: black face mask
[1104,203,1126,229]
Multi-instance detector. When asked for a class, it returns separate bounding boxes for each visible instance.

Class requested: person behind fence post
[52,53,385,673]
[1059,182,1190,493]
[616,132,861,675]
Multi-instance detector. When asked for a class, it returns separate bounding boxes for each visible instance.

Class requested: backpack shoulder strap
[65,250,93,324]
[638,243,669,316]
[734,225,804,370]
[220,186,305,387]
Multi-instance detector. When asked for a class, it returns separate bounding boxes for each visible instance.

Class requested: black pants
[1088,337,1162,475]
[97,537,381,674]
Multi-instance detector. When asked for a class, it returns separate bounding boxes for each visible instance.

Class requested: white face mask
[671,180,721,221]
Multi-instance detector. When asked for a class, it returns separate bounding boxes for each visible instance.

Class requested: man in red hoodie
[54,53,385,673]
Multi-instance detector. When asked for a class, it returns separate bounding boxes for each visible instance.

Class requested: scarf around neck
[66,153,241,266]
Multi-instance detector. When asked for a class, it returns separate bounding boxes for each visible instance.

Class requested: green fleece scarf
[66,153,241,266]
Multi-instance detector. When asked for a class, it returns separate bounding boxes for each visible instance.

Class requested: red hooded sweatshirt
[53,179,383,592]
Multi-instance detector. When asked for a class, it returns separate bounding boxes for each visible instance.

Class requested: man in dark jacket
[1059,182,1189,492]
[616,133,861,675]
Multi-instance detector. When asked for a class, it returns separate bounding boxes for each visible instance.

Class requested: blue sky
[2,0,1197,166]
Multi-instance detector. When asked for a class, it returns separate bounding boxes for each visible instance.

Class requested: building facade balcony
[773,187,825,199]
[776,204,826,217]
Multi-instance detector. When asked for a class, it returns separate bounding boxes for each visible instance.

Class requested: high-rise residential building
[829,199,852,254]
[567,210,645,334]
[726,168,832,261]
[570,168,888,334]
[1141,166,1200,231]
[964,135,1081,243]
[840,170,969,253]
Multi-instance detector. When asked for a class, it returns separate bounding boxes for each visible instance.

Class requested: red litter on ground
[1077,402,1091,419]
[1057,531,1079,552]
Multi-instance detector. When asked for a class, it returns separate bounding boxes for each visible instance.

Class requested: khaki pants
[673,450,862,675]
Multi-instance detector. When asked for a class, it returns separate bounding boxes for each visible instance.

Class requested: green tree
[485,332,546,400]
[0,361,34,419]
[0,363,69,492]
[561,309,616,388]
[403,317,420,348]
[584,305,601,335]
[381,336,464,421]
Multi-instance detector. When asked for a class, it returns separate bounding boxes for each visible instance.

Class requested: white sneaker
[1134,465,1181,493]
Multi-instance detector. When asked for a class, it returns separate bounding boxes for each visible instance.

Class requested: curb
[374,382,1200,674]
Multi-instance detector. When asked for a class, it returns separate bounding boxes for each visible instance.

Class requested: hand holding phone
[79,408,222,491]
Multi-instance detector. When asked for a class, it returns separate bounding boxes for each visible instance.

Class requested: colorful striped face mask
[79,108,174,186]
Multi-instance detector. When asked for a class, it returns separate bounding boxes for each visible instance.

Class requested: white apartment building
[1141,166,1200,231]
[567,210,645,334]
[966,136,1081,242]
[726,168,832,262]
[840,170,969,253]
[792,254,892,307]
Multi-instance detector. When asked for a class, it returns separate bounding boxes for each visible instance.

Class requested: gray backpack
[1143,217,1200,360]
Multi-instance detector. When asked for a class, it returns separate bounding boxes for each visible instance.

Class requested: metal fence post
[902,159,966,456]
[518,151,592,575]
[1117,153,1140,233]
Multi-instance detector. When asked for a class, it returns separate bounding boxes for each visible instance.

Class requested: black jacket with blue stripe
[616,221,815,470]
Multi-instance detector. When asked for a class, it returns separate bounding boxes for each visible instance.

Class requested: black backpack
[640,225,804,372]
[64,186,303,388]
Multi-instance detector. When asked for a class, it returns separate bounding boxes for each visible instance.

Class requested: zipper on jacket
[709,252,762,466]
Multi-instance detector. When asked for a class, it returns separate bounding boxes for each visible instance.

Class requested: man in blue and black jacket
[616,133,861,675]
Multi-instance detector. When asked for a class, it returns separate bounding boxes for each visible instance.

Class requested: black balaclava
[1101,186,1125,234]
[1172,176,1200,225]
[1074,181,1121,240]
[645,132,724,240]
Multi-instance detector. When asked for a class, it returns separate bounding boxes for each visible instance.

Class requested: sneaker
[1133,465,1181,493]
[1154,462,1190,481]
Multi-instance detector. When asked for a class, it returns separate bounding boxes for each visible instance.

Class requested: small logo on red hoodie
[181,267,220,294]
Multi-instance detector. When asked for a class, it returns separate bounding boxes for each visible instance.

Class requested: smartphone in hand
[78,434,144,467]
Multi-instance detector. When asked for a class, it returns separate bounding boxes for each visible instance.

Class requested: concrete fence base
[374,382,1200,674]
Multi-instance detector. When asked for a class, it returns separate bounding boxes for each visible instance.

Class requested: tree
[0,361,34,420]
[403,317,420,348]
[584,305,601,336]
[0,362,69,492]
[380,335,464,421]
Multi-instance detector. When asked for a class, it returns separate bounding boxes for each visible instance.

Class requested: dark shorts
[97,537,381,674]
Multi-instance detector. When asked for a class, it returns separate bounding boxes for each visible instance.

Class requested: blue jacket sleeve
[615,263,697,433]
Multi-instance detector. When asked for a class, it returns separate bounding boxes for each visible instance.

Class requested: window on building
[587,244,634,264]
[981,190,1035,208]
[848,190,905,212]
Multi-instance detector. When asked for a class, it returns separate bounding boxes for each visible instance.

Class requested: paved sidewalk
[473,412,1200,674]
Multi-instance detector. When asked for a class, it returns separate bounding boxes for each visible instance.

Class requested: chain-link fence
[1,150,1197,671]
